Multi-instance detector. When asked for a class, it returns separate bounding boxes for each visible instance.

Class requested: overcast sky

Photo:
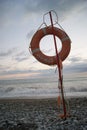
[0,0,87,80]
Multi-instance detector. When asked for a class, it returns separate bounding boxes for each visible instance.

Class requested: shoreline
[0,91,87,101]
[0,95,87,101]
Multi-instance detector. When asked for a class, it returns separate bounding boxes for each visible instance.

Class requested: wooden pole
[49,11,67,118]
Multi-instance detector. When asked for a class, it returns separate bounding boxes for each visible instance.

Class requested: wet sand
[0,97,87,130]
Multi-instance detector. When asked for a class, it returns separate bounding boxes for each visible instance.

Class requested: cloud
[0,47,30,62]
[1,0,87,28]
[15,57,29,62]
[24,0,87,21]
[0,65,10,74]
[0,67,56,80]
[26,30,35,39]
[65,63,87,73]
[14,50,30,62]
[0,57,87,80]
[64,56,87,73]
[35,68,55,77]
[68,56,83,63]
[0,48,17,57]
[0,68,39,77]
[0,0,87,80]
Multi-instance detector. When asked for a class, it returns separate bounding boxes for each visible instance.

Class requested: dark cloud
[0,48,30,62]
[0,0,87,27]
[15,57,29,62]
[27,30,35,39]
[0,48,16,57]
[64,58,87,73]
[15,51,26,57]
[0,57,87,78]
[0,68,41,75]
[68,56,83,63]
[24,0,87,21]
[4,69,31,75]
[0,65,10,74]
[14,50,30,62]
[0,65,5,70]
[0,67,56,79]
[0,0,87,80]
[36,68,55,77]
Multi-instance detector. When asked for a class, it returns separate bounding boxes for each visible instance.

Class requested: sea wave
[0,77,87,98]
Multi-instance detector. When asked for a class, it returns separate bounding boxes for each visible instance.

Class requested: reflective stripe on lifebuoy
[30,26,71,66]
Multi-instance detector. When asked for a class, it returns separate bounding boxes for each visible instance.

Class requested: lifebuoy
[30,26,71,66]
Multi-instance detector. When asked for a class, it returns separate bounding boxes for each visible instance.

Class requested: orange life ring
[30,26,71,66]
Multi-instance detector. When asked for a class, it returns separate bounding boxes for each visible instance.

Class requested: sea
[0,75,87,99]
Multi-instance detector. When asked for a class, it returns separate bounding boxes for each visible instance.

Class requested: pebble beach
[0,97,87,130]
